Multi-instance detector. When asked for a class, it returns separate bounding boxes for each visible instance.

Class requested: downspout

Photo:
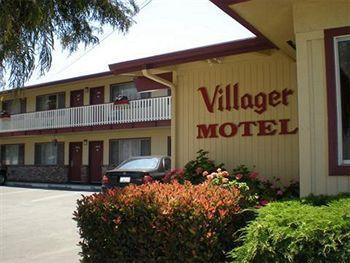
[141,69,177,167]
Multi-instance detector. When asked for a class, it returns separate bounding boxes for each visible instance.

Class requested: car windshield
[117,158,159,170]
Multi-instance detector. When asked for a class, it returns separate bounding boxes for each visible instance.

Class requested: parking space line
[0,188,40,196]
[30,192,80,203]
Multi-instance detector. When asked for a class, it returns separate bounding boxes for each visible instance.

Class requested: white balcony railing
[0,96,171,133]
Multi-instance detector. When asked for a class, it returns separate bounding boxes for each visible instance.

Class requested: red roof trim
[25,71,112,89]
[0,71,113,95]
[108,37,274,74]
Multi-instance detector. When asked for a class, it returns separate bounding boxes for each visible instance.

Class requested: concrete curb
[5,181,100,192]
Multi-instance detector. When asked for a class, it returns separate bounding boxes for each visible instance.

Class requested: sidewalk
[5,181,100,192]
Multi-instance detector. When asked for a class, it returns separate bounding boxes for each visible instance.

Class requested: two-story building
[0,0,349,196]
[0,71,171,184]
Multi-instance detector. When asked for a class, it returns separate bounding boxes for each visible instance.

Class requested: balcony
[0,96,171,133]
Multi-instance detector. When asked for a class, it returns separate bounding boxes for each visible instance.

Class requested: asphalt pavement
[0,186,95,263]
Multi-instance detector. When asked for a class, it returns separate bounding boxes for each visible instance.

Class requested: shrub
[74,182,249,262]
[229,195,350,263]
[162,168,185,184]
[202,166,299,208]
[183,149,224,185]
[231,165,299,205]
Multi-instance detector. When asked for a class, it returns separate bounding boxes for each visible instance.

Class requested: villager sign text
[197,83,298,138]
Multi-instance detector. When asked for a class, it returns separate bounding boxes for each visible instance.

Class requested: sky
[25,0,253,86]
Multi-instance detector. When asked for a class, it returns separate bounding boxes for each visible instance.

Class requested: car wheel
[0,173,6,185]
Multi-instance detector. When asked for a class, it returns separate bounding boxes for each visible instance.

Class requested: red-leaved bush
[74,182,248,262]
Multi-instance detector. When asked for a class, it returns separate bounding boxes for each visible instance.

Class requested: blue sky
[25,0,253,86]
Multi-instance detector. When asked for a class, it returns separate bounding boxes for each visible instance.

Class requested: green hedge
[74,182,251,262]
[229,194,350,263]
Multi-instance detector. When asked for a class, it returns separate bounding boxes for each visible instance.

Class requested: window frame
[34,142,65,165]
[325,26,350,175]
[2,98,26,115]
[109,137,151,166]
[0,144,25,165]
[110,82,150,102]
[36,92,66,111]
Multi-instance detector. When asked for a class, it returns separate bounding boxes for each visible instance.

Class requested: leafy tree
[0,0,139,88]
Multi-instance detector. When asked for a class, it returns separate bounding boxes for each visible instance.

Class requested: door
[69,142,83,182]
[89,141,103,183]
[90,87,104,105]
[70,89,84,107]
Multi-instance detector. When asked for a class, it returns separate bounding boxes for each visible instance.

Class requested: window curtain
[0,144,23,165]
[110,82,150,101]
[36,93,65,111]
[35,142,64,165]
[110,138,151,165]
[2,99,26,114]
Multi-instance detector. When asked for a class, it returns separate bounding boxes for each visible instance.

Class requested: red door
[90,87,104,105]
[70,90,84,107]
[69,142,83,182]
[89,141,103,183]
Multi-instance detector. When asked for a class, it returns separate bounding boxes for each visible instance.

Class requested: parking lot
[0,186,95,263]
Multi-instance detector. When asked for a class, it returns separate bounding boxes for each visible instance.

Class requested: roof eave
[108,37,274,74]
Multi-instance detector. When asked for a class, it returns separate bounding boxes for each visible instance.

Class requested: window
[109,138,151,165]
[110,82,150,101]
[325,26,350,175]
[2,99,26,114]
[35,142,64,165]
[0,144,24,165]
[36,93,65,111]
[335,36,350,164]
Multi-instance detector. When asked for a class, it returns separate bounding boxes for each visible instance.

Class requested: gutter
[141,69,176,167]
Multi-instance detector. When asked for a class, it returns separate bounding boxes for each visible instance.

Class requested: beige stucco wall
[294,0,350,196]
[173,51,299,184]
[0,127,170,166]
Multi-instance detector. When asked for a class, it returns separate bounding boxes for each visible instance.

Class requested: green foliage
[74,181,248,263]
[231,165,299,207]
[229,195,350,263]
[0,0,138,88]
[203,165,299,208]
[183,149,224,185]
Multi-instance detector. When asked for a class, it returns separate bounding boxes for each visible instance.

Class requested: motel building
[0,0,349,196]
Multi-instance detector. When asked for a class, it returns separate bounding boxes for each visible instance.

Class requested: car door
[163,157,171,173]
[152,157,171,180]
